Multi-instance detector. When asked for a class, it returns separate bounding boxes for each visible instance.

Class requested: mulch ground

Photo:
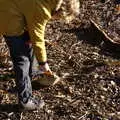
[0,0,120,120]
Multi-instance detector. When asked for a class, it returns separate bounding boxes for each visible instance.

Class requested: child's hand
[39,63,52,75]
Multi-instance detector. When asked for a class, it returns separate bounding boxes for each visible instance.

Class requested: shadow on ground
[62,22,120,59]
[0,104,22,120]
[0,104,19,112]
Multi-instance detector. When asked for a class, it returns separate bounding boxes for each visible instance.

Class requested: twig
[45,40,81,69]
[78,112,88,120]
[90,18,120,44]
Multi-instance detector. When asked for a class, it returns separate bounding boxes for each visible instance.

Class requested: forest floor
[0,0,120,120]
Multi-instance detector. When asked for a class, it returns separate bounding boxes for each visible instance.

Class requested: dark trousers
[4,32,37,103]
[115,0,120,4]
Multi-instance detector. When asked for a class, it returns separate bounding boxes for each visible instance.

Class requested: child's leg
[4,31,34,103]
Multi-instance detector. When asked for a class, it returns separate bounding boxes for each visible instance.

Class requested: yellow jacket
[0,0,58,62]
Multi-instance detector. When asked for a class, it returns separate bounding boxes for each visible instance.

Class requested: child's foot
[19,97,45,111]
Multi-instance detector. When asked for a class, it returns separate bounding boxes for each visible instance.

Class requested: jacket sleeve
[28,19,48,63]
[28,2,52,63]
